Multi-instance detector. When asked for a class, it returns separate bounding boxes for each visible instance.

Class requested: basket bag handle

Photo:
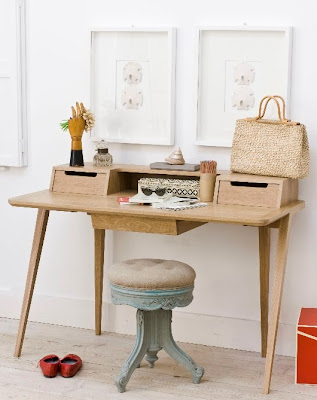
[258,95,287,121]
[246,95,299,126]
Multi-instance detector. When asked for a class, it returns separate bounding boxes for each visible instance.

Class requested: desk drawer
[91,214,206,235]
[51,170,109,195]
[217,181,279,208]
[214,173,298,208]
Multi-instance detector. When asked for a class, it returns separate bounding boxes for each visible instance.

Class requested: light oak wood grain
[8,190,304,227]
[259,226,271,358]
[91,214,206,235]
[94,229,105,336]
[215,172,297,185]
[267,220,281,229]
[92,214,179,235]
[51,169,109,195]
[106,166,202,195]
[279,178,299,207]
[214,173,298,208]
[53,163,202,177]
[14,209,49,358]
[263,214,292,394]
[107,170,130,195]
[175,220,207,235]
[218,181,280,207]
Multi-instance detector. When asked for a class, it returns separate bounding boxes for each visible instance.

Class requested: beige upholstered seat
[108,258,196,290]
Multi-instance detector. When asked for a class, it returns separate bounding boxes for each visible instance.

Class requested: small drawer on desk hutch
[51,168,109,195]
[214,173,298,208]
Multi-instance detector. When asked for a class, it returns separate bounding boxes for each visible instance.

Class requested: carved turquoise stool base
[110,283,204,393]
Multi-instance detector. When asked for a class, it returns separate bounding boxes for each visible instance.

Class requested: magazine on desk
[119,193,208,211]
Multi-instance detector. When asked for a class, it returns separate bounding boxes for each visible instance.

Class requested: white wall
[0,0,317,357]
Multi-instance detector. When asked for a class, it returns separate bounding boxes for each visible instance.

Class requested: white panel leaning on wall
[0,0,27,167]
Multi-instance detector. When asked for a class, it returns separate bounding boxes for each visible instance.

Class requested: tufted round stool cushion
[108,259,196,311]
[108,258,195,290]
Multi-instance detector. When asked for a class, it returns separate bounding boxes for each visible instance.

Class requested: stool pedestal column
[116,309,204,393]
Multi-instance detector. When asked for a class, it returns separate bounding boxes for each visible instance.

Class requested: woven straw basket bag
[231,95,310,179]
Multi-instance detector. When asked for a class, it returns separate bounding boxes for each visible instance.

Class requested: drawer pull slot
[230,181,268,188]
[65,171,97,177]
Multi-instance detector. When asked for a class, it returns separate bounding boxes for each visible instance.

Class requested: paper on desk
[152,201,207,211]
[129,193,173,204]
[129,194,193,205]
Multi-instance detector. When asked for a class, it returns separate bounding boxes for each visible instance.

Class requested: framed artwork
[90,28,176,145]
[195,26,292,147]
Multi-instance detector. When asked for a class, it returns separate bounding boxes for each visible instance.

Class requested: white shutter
[0,0,27,166]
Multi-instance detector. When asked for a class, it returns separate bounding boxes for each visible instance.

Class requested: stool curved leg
[115,310,149,393]
[164,336,204,384]
[162,311,204,384]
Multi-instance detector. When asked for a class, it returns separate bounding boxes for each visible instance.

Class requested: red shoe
[39,354,60,378]
[60,354,82,378]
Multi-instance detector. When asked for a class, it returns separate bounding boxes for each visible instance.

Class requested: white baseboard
[0,290,296,356]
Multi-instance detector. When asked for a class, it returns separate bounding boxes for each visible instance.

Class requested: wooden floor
[0,318,317,400]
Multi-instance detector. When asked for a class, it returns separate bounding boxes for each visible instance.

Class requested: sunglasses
[141,187,167,197]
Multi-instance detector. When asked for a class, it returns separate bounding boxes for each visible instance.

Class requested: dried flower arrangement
[60,102,95,167]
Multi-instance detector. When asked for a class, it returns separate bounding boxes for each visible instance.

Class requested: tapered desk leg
[263,214,292,394]
[259,226,270,358]
[94,229,105,335]
[14,209,49,357]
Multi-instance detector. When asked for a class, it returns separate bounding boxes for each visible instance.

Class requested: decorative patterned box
[296,308,317,384]
[138,177,200,198]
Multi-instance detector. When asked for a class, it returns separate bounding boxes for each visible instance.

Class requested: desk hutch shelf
[50,163,205,235]
[50,163,201,196]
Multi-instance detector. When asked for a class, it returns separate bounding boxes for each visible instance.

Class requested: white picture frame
[195,26,292,147]
[90,27,176,145]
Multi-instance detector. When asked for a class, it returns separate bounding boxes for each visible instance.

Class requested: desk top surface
[8,189,304,227]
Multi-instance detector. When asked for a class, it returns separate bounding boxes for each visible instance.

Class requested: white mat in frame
[194,26,292,147]
[90,27,176,145]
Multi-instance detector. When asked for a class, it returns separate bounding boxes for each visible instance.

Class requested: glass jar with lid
[93,141,113,167]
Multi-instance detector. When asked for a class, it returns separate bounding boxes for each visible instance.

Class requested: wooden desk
[8,165,305,394]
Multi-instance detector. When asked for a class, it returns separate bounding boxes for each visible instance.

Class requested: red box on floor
[297,308,317,384]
